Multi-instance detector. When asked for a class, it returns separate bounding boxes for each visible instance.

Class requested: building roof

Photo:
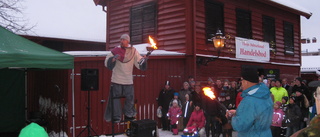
[301,42,320,53]
[301,56,320,75]
[94,0,312,19]
[258,0,312,19]
[64,43,185,57]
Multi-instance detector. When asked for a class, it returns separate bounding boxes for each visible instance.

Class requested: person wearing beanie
[226,67,273,137]
[271,101,285,137]
[270,79,289,103]
[292,87,310,130]
[158,80,175,131]
[104,34,148,123]
[281,96,289,111]
[167,99,182,135]
[284,96,302,137]
[169,92,182,108]
[291,87,320,137]
[292,77,312,105]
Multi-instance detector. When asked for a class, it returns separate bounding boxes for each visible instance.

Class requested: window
[262,15,276,51]
[283,21,294,54]
[236,9,252,39]
[130,2,157,44]
[205,0,224,43]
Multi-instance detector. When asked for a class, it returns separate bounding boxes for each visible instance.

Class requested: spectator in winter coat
[271,101,285,137]
[292,77,312,105]
[235,89,243,108]
[227,67,273,137]
[157,81,174,131]
[291,88,309,129]
[292,86,320,137]
[179,82,192,105]
[270,79,289,103]
[191,85,203,107]
[168,99,182,135]
[284,96,302,137]
[182,94,194,128]
[184,103,206,137]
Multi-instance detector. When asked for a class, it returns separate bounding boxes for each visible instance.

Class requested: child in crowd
[271,101,285,137]
[169,92,182,108]
[281,96,289,111]
[168,99,182,135]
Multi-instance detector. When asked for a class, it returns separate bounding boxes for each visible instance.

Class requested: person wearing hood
[271,101,285,137]
[184,103,206,137]
[226,67,273,137]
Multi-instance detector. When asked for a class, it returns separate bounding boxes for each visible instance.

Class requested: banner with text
[235,37,270,61]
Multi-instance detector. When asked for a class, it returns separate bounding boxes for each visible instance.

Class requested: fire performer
[104,34,148,123]
[226,67,273,137]
[202,87,227,137]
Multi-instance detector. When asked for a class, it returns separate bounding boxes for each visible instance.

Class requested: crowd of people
[157,72,319,137]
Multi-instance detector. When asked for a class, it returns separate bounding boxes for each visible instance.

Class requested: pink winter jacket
[168,106,182,125]
[271,108,285,127]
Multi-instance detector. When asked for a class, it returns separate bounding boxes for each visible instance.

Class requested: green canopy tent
[0,27,74,69]
[0,26,74,135]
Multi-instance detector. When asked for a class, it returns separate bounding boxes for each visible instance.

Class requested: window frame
[205,0,224,43]
[130,2,157,44]
[236,8,252,39]
[283,21,294,55]
[262,15,276,52]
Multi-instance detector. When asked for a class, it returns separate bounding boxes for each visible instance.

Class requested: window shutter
[283,21,294,54]
[130,2,157,44]
[236,9,252,39]
[263,15,276,50]
[205,0,224,42]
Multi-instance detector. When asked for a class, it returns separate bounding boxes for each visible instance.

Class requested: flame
[148,36,158,50]
[203,87,216,100]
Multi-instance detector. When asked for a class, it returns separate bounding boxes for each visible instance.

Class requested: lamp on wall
[197,29,226,66]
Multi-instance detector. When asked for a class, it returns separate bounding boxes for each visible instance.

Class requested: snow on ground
[98,128,238,137]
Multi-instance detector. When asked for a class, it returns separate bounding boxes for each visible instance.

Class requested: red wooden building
[25,0,312,137]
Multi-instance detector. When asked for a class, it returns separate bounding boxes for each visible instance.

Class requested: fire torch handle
[146,50,153,57]
[138,50,152,65]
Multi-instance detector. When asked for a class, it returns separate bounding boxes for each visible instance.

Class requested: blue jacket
[231,83,273,137]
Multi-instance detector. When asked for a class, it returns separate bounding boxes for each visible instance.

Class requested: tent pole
[72,69,75,137]
[25,69,28,121]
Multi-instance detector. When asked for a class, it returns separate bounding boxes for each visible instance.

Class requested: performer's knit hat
[120,34,130,42]
[241,67,259,83]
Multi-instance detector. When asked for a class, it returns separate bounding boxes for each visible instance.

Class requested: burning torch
[203,87,216,100]
[139,36,158,65]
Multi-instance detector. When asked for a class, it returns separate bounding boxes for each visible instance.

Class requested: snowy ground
[100,128,238,137]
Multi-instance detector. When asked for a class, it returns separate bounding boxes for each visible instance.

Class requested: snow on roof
[301,56,320,74]
[269,0,312,19]
[301,42,320,53]
[63,43,185,57]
